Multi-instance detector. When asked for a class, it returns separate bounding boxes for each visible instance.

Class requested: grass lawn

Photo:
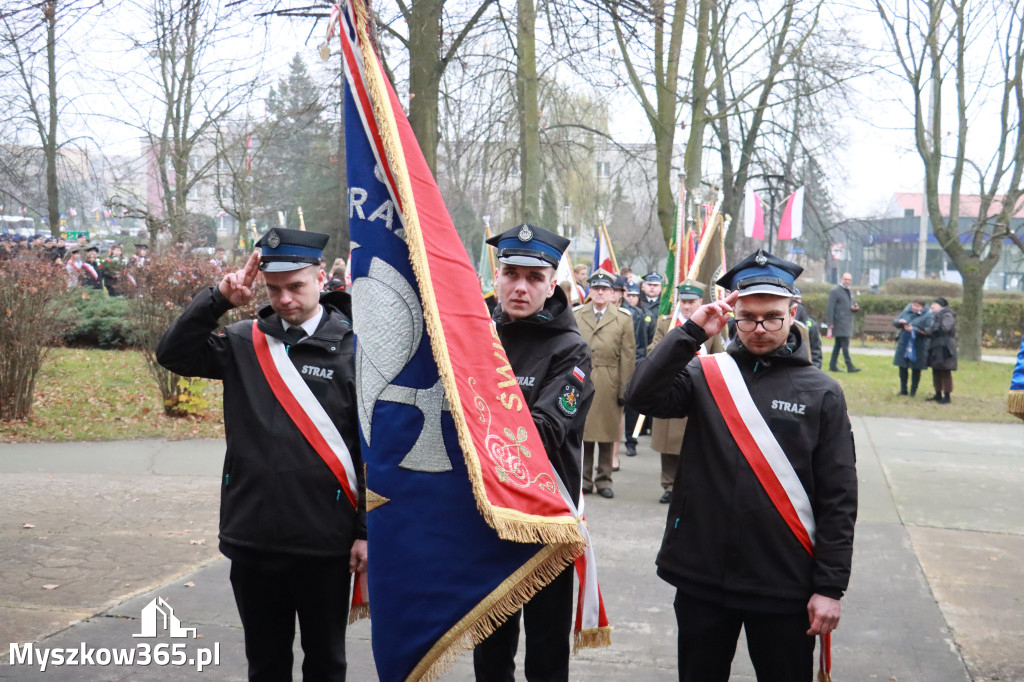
[0,348,225,443]
[829,350,1018,423]
[1,345,1019,443]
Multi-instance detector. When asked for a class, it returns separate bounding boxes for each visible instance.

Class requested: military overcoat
[574,302,636,442]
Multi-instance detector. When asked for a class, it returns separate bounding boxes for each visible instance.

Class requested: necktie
[284,326,306,347]
[595,311,603,323]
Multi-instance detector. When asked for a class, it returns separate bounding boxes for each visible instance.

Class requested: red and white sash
[251,322,359,508]
[699,353,815,555]
[82,262,99,281]
[547,470,610,650]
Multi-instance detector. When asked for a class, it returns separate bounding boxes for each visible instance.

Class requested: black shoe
[598,488,614,499]
[612,465,620,472]
[625,445,637,457]
[925,393,942,401]
[899,387,908,395]
[941,393,951,404]
[659,490,673,504]
[829,366,840,372]
[847,367,861,373]
[582,488,593,495]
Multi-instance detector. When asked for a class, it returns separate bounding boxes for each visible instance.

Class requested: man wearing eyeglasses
[625,249,857,682]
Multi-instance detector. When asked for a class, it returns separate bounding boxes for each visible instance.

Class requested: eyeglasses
[735,317,786,332]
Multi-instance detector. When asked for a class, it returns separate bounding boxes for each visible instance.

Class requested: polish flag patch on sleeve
[573,366,586,383]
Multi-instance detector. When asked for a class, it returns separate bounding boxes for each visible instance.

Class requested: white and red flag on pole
[777,186,805,240]
[592,226,615,274]
[743,187,765,240]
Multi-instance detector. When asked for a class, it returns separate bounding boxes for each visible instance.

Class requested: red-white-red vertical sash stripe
[699,353,815,555]
[251,322,359,508]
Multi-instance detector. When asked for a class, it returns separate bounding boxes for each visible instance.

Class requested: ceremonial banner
[334,2,594,679]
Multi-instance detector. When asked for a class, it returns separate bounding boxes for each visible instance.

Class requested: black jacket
[639,296,661,347]
[156,286,366,558]
[625,320,857,611]
[620,301,649,361]
[493,287,595,506]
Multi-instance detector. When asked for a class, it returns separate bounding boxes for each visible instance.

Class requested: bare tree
[606,0,688,246]
[709,1,864,261]
[371,0,496,172]
[0,1,102,235]
[876,0,1024,360]
[103,0,267,246]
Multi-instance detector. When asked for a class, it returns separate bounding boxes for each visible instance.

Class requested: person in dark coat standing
[793,288,822,369]
[892,297,932,397]
[475,223,595,682]
[924,297,957,403]
[619,280,648,460]
[626,249,857,682]
[157,229,366,681]
[826,272,860,372]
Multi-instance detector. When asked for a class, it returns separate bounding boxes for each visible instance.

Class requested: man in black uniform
[474,223,595,682]
[157,229,366,681]
[625,250,857,682]
[619,280,647,458]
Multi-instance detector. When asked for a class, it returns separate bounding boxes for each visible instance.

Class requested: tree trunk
[957,269,985,361]
[682,0,712,206]
[44,1,60,237]
[517,0,540,223]
[407,0,444,173]
[331,100,350,263]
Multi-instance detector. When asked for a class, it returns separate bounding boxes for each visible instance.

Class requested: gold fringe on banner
[348,0,585,549]
[1008,390,1024,420]
[348,602,369,625]
[406,544,580,682]
[573,626,612,653]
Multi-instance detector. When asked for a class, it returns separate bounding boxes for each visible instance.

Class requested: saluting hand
[218,250,260,308]
[689,290,739,338]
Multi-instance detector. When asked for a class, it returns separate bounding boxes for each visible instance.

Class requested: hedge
[801,292,1024,349]
[62,295,136,349]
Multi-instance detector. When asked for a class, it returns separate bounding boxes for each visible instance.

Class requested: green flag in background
[660,244,675,316]
[660,202,679,316]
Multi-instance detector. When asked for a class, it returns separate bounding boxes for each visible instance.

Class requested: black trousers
[829,336,854,370]
[473,566,574,682]
[624,405,640,448]
[229,556,351,682]
[673,591,814,682]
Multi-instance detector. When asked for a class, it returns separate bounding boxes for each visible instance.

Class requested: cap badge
[517,224,533,242]
[755,250,768,266]
[266,230,281,249]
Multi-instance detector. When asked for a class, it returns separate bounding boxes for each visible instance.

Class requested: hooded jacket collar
[727,326,811,369]
[256,290,353,352]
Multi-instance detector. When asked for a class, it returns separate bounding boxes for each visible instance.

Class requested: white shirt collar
[282,305,323,338]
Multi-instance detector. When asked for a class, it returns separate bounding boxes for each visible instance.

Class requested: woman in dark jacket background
[892,296,932,396]
[925,297,958,403]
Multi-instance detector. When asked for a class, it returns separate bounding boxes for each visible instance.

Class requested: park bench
[860,313,899,346]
